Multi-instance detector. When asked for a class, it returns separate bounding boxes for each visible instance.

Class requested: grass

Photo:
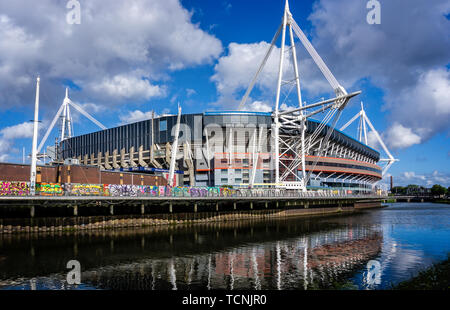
[393,255,450,290]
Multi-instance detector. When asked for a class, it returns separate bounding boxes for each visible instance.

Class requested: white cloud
[385,68,450,142]
[0,0,223,109]
[77,102,105,114]
[0,137,11,162]
[211,41,295,109]
[212,42,280,94]
[0,121,34,139]
[212,0,449,149]
[366,130,381,150]
[394,170,450,187]
[90,73,165,101]
[211,37,335,111]
[0,121,38,162]
[186,88,197,97]
[306,0,450,148]
[119,110,156,124]
[384,123,421,149]
[243,101,273,113]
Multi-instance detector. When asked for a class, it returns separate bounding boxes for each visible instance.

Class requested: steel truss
[37,88,107,159]
[340,102,398,177]
[239,0,360,191]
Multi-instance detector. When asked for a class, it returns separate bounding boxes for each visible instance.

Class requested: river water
[0,202,449,290]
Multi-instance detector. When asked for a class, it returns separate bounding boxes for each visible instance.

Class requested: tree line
[391,184,449,196]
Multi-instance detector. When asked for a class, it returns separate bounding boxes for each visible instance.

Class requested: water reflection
[0,203,449,290]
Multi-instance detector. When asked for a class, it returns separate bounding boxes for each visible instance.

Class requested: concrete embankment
[0,200,382,234]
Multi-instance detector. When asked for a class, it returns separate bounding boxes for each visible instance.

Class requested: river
[0,202,449,290]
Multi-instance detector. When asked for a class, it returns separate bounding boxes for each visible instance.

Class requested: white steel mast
[37,88,106,156]
[339,102,399,176]
[30,76,40,196]
[168,105,182,187]
[239,0,359,190]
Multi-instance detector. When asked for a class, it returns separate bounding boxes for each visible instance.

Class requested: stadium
[41,1,396,194]
[59,110,382,193]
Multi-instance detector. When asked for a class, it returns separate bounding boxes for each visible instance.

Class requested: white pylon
[37,88,107,156]
[30,76,40,196]
[239,0,360,190]
[339,102,398,176]
[168,104,182,187]
[60,88,73,142]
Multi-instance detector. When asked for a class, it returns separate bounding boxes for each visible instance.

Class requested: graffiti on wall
[64,183,104,196]
[0,181,260,198]
[103,184,164,197]
[37,183,63,196]
[0,181,30,196]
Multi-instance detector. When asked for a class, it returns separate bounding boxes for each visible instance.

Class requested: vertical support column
[30,206,35,218]
[151,111,155,163]
[67,165,71,184]
[194,203,198,213]
[250,202,253,210]
[110,205,114,216]
[73,205,78,216]
[30,76,40,196]
[274,3,288,188]
[233,202,237,210]
[265,202,268,209]
[169,105,182,187]
[215,202,219,212]
[169,202,173,213]
[141,203,145,215]
[288,16,307,191]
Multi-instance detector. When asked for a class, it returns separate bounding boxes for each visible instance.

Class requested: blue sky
[0,0,448,187]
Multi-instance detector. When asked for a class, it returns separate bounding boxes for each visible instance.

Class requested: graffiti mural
[37,183,63,196]
[0,181,30,196]
[64,184,104,196]
[0,181,260,198]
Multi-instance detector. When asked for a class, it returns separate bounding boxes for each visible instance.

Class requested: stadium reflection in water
[1,203,450,290]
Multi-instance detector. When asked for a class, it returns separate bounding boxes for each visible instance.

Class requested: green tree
[391,186,405,195]
[431,184,447,196]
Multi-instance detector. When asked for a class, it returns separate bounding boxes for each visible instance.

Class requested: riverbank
[0,203,383,234]
[393,255,450,290]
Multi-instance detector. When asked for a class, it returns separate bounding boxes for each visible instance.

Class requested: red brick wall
[0,163,166,186]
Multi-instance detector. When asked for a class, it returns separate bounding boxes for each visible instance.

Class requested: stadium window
[160,120,167,131]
